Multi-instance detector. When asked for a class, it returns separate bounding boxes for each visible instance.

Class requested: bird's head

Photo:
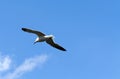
[33,37,39,44]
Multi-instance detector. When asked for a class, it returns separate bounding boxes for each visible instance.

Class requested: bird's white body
[35,35,53,42]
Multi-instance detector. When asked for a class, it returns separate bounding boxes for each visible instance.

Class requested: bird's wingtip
[22,28,27,31]
[63,49,67,51]
[60,48,66,51]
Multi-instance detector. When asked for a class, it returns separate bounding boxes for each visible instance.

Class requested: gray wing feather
[46,38,66,51]
[22,28,45,36]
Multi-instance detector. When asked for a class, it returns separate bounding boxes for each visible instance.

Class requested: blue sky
[0,0,119,79]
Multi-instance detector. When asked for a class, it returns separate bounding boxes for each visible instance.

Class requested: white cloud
[1,54,48,79]
[0,55,11,72]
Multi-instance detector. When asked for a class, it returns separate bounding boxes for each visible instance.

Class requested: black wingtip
[62,48,66,51]
[22,28,27,31]
[59,47,67,51]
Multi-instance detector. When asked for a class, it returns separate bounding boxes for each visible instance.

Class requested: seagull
[22,28,66,51]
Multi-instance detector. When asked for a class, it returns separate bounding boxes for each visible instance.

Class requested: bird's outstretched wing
[46,38,66,51]
[22,28,45,36]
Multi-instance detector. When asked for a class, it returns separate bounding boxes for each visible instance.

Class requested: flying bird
[22,28,66,51]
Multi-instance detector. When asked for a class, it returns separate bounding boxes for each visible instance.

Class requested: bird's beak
[33,42,37,45]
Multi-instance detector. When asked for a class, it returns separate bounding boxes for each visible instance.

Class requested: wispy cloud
[1,54,48,79]
[0,54,11,72]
